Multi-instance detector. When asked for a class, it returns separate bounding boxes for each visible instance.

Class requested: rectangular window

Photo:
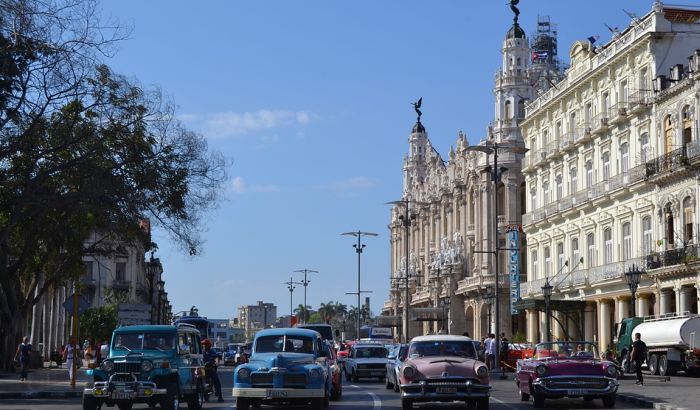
[557,242,565,274]
[556,177,563,200]
[116,262,126,281]
[587,233,595,268]
[544,247,551,277]
[643,217,652,254]
[531,250,538,279]
[572,238,580,266]
[623,223,632,260]
[604,229,613,264]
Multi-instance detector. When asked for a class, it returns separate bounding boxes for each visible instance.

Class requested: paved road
[0,367,650,410]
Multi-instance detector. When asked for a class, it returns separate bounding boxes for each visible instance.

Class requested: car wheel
[235,397,250,410]
[401,397,413,410]
[393,380,400,393]
[519,390,530,401]
[160,382,180,410]
[658,355,669,376]
[648,354,659,375]
[621,355,631,374]
[602,394,616,408]
[187,380,204,410]
[82,384,98,410]
[533,394,545,408]
[475,397,489,410]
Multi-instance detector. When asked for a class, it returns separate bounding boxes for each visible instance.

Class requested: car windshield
[255,335,315,354]
[408,340,477,359]
[353,346,387,359]
[112,333,176,351]
[533,342,599,360]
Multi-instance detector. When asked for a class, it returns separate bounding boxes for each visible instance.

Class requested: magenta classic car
[398,335,491,410]
[515,341,619,408]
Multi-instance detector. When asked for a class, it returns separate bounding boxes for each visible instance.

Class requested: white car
[345,343,388,382]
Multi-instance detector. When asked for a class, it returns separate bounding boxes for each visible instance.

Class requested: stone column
[598,300,612,353]
[584,303,595,343]
[637,294,650,317]
[567,313,580,340]
[660,288,674,315]
[617,297,630,322]
[539,311,547,343]
[526,309,538,344]
[679,286,695,315]
[553,311,565,341]
[450,293,465,336]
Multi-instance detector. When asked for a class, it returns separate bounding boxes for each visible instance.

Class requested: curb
[0,390,82,399]
[617,393,655,408]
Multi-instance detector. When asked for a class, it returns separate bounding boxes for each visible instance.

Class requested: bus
[174,315,209,339]
[297,324,334,343]
[359,326,393,341]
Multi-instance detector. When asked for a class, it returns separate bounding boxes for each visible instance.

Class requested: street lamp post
[542,278,553,342]
[464,141,528,372]
[294,269,318,324]
[284,277,303,322]
[342,230,378,343]
[484,287,495,334]
[626,265,642,318]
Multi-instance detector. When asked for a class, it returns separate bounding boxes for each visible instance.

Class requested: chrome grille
[546,377,608,389]
[251,373,273,385]
[111,374,135,382]
[283,374,307,385]
[114,362,141,374]
[358,363,385,369]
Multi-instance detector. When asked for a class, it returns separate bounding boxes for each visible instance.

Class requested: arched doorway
[480,303,490,339]
[465,305,475,337]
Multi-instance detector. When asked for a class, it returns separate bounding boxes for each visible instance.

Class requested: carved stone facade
[521,2,700,353]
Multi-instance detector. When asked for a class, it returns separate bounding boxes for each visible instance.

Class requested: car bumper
[232,388,325,399]
[354,369,386,377]
[401,380,491,401]
[83,380,166,399]
[532,376,618,397]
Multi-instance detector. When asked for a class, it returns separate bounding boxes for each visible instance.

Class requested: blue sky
[99,0,663,320]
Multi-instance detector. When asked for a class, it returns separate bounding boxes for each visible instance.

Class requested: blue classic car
[82,323,206,410]
[233,328,332,410]
[385,343,407,392]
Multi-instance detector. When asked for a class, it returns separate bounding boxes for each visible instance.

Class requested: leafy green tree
[294,304,311,324]
[0,0,227,369]
[307,312,323,324]
[80,305,118,344]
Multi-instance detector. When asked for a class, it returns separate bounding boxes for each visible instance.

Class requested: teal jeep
[82,323,206,410]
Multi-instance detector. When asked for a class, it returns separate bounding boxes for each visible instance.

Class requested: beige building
[238,301,277,342]
[520,1,700,353]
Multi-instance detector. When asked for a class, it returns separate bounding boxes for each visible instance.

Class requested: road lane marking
[367,391,381,410]
[490,396,519,410]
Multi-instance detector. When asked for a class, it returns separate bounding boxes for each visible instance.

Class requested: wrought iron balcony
[646,244,700,270]
[644,144,700,181]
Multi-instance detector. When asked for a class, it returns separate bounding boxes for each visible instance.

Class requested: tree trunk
[1,314,26,371]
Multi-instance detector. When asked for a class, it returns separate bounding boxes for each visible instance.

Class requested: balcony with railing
[609,102,629,124]
[590,111,610,135]
[645,143,700,183]
[559,132,574,152]
[574,125,591,143]
[646,243,700,272]
[628,89,652,113]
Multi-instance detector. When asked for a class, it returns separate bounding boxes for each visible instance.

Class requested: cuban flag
[531,51,548,61]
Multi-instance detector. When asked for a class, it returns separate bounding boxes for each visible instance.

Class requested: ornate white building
[520,1,700,356]
[383,6,560,341]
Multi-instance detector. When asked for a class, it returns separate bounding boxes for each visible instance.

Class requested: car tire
[160,382,180,410]
[533,394,545,408]
[82,383,98,410]
[187,380,204,410]
[519,390,529,401]
[648,354,659,375]
[117,403,133,410]
[602,394,616,408]
[658,354,669,377]
[401,397,413,410]
[621,354,631,374]
[475,397,489,410]
[235,397,250,410]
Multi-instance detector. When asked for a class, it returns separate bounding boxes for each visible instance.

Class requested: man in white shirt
[484,333,496,370]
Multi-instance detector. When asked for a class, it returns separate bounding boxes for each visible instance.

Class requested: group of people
[14,335,109,382]
[460,331,510,370]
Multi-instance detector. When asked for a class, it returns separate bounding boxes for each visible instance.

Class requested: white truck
[616,314,700,377]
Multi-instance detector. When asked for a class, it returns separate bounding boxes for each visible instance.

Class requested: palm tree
[319,301,338,324]
[294,304,311,323]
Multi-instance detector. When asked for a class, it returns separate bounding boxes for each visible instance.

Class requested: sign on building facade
[506,225,522,315]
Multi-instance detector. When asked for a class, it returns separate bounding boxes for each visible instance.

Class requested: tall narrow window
[585,103,592,124]
[556,121,562,139]
[556,174,563,200]
[587,233,595,267]
[557,242,565,274]
[622,222,632,260]
[570,167,578,194]
[684,197,694,243]
[530,189,537,211]
[620,80,628,103]
[602,152,610,181]
[621,143,629,173]
[640,133,650,163]
[683,106,693,144]
[531,250,539,279]
[643,216,652,254]
[665,204,675,246]
[505,100,512,121]
[604,228,613,264]
[84,261,93,279]
[572,237,580,266]
[543,180,550,204]
[586,161,594,188]
[544,246,551,277]
[116,262,126,281]
[569,112,576,133]
[602,92,610,112]
[640,68,649,91]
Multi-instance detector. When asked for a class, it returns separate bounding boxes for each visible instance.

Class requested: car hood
[249,352,316,369]
[352,357,388,364]
[533,358,615,376]
[108,353,172,362]
[406,356,485,380]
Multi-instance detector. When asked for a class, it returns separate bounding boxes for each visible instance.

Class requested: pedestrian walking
[631,332,647,385]
[62,336,78,381]
[14,336,31,381]
[499,333,510,369]
[484,333,496,370]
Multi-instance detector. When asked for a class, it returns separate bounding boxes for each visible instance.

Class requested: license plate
[436,387,457,394]
[266,390,288,399]
[567,389,589,396]
[111,391,134,400]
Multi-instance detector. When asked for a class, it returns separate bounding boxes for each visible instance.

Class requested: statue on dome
[412,97,422,122]
[510,0,520,23]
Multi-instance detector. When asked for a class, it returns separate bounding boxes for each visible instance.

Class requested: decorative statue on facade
[412,97,422,122]
[452,231,464,263]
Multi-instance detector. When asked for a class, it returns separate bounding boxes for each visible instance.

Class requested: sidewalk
[0,363,90,399]
[616,372,697,410]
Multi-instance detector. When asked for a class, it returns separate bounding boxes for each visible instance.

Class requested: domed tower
[403,100,428,195]
[493,1,533,143]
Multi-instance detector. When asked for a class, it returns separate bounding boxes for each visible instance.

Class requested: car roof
[353,343,387,348]
[410,335,472,343]
[255,327,320,338]
[114,325,179,333]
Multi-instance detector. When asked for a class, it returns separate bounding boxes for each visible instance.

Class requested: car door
[176,331,196,394]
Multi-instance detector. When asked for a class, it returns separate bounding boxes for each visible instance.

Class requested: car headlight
[141,360,153,372]
[606,365,617,377]
[402,366,416,379]
[237,367,250,380]
[310,369,321,379]
[535,365,547,377]
[101,361,114,372]
[476,365,488,377]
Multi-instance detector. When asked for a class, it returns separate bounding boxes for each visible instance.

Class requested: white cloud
[230,176,279,194]
[180,109,316,139]
[330,176,376,191]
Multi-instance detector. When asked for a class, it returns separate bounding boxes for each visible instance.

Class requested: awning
[410,307,446,322]
[375,315,402,327]
[513,298,586,312]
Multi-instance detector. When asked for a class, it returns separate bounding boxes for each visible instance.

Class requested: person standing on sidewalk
[14,336,31,381]
[631,332,647,385]
[484,333,496,370]
[62,336,78,381]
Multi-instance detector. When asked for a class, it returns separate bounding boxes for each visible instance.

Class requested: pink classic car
[515,341,619,408]
[398,335,491,410]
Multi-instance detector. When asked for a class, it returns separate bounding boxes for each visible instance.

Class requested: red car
[515,341,618,408]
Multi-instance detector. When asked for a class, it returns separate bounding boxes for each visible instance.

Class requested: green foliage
[80,305,118,343]
[307,312,323,324]
[511,331,527,343]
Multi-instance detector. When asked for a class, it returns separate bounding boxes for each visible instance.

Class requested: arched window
[683,106,692,144]
[505,100,512,121]
[604,228,613,264]
[683,197,694,243]
[622,222,632,260]
[586,160,594,188]
[556,174,563,200]
[642,216,652,254]
[572,237,580,265]
[640,132,650,163]
[587,233,595,267]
